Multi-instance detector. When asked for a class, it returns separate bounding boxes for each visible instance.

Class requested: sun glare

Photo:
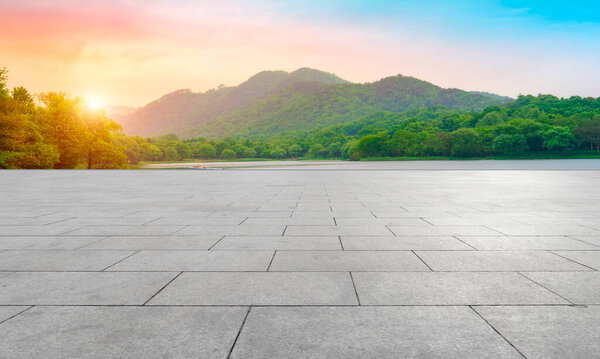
[86,97,105,110]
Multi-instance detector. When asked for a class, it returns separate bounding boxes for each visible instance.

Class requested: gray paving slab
[569,235,600,247]
[0,217,73,225]
[0,306,29,323]
[0,209,56,218]
[128,210,213,217]
[56,217,159,226]
[230,306,522,358]
[0,272,177,305]
[415,250,591,271]
[341,236,473,250]
[176,225,286,236]
[147,217,246,225]
[213,236,342,250]
[334,218,429,226]
[553,250,600,270]
[0,250,134,271]
[475,306,600,359]
[269,250,430,271]
[352,272,567,305]
[284,225,393,236]
[243,217,336,225]
[3,166,600,358]
[0,236,107,250]
[209,211,292,218]
[489,225,600,236]
[65,225,186,236]
[457,236,600,250]
[107,250,273,271]
[522,272,600,304]
[0,225,86,236]
[0,306,248,359]
[149,272,357,305]
[82,235,222,250]
[388,225,503,236]
[423,217,526,226]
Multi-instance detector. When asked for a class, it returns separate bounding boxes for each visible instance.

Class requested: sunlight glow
[86,96,104,110]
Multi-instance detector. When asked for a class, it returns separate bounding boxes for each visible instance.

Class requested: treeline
[2,67,600,169]
[159,95,600,160]
[0,68,128,169]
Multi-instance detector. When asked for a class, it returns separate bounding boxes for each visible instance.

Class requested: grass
[360,152,600,161]
[139,158,287,164]
[138,152,600,165]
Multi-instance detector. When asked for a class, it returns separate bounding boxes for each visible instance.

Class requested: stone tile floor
[0,167,599,358]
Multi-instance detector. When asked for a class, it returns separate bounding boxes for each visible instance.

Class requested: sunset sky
[2,0,600,107]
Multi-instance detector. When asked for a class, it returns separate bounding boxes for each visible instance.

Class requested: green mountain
[117,68,510,138]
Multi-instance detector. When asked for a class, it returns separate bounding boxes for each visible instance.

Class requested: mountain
[115,68,510,139]
[106,105,136,119]
[470,91,513,102]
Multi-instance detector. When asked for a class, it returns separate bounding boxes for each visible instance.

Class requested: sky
[1,0,600,107]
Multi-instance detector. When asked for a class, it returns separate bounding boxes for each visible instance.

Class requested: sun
[86,96,105,110]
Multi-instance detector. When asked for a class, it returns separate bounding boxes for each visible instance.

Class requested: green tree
[195,143,217,158]
[492,134,528,156]
[308,143,327,158]
[386,130,418,156]
[326,142,342,157]
[541,126,575,151]
[476,111,504,127]
[288,144,303,157]
[575,117,600,152]
[38,92,89,168]
[450,128,483,157]
[221,148,236,160]
[175,142,192,159]
[357,134,385,157]
[422,133,451,156]
[87,140,127,169]
[270,147,287,159]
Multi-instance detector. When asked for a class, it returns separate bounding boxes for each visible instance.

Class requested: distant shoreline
[138,158,600,170]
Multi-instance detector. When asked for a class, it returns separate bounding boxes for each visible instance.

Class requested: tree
[87,140,127,169]
[476,112,504,127]
[86,116,127,169]
[326,142,342,157]
[492,134,528,156]
[308,143,327,158]
[422,133,450,156]
[0,67,8,98]
[386,130,418,156]
[511,118,544,151]
[541,126,575,151]
[288,144,303,157]
[214,141,228,156]
[221,148,236,160]
[575,117,600,152]
[195,143,217,158]
[232,144,253,158]
[38,92,89,168]
[357,134,385,157]
[175,142,192,159]
[270,147,287,159]
[450,128,483,157]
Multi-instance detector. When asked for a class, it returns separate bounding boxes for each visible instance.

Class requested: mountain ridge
[115,68,511,138]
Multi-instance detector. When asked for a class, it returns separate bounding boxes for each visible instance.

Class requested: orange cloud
[1,0,598,106]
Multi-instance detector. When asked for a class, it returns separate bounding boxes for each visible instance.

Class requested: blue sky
[2,0,599,105]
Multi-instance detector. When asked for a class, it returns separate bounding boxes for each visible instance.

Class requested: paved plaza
[1,163,600,358]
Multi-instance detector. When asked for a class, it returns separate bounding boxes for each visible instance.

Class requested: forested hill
[116,68,510,138]
[116,68,349,138]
